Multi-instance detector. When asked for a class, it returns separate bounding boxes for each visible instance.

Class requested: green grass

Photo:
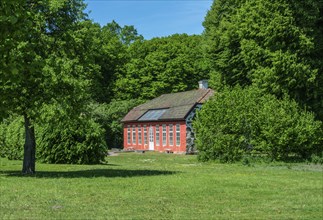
[1,152,322,219]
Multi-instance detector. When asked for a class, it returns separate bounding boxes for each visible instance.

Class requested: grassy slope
[0,152,322,219]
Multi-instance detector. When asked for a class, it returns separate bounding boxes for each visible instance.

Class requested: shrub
[0,121,6,157]
[0,108,108,164]
[0,116,24,160]
[37,115,107,164]
[194,86,323,162]
[256,97,323,160]
[194,86,261,162]
[90,99,143,149]
[310,154,323,165]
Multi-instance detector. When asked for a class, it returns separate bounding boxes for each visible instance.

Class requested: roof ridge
[197,88,212,103]
[158,88,200,96]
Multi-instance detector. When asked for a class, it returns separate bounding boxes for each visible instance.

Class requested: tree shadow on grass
[1,169,178,178]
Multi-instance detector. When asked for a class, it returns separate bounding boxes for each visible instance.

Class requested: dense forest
[0,0,322,173]
[195,0,323,163]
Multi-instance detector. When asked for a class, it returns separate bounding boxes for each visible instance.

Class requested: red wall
[123,121,187,153]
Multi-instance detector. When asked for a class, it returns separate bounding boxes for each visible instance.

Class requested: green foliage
[0,1,102,170]
[194,86,323,162]
[89,21,143,103]
[1,0,91,119]
[90,99,143,149]
[310,154,323,165]
[114,34,210,100]
[0,110,107,164]
[104,20,144,46]
[0,116,24,160]
[256,96,323,160]
[37,111,107,164]
[203,0,248,88]
[203,0,323,120]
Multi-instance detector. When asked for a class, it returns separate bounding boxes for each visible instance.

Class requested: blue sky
[84,0,213,39]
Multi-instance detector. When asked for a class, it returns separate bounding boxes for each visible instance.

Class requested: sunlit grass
[1,152,322,219]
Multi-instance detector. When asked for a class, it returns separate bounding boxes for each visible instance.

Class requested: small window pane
[176,124,180,146]
[156,125,160,146]
[132,125,136,145]
[127,125,131,144]
[169,124,173,146]
[144,125,147,145]
[162,124,167,146]
[138,125,142,145]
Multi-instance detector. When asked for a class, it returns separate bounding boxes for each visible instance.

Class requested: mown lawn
[0,152,322,219]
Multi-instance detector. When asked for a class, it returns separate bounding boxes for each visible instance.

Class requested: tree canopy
[0,0,100,173]
[114,34,210,100]
[196,0,323,162]
[203,0,323,119]
[194,86,322,162]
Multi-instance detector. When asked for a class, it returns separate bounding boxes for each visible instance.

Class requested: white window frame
[156,125,160,146]
[169,124,174,146]
[176,124,180,146]
[127,125,131,144]
[144,125,147,146]
[132,125,136,145]
[138,125,142,145]
[162,124,167,146]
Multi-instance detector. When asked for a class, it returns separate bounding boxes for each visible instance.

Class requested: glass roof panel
[138,109,168,121]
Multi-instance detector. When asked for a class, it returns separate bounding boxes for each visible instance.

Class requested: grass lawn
[0,152,322,219]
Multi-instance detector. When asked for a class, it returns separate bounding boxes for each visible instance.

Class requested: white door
[149,126,154,150]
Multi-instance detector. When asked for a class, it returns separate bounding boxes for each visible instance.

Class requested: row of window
[127,124,181,146]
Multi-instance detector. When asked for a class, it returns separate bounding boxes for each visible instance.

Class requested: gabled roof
[122,88,214,122]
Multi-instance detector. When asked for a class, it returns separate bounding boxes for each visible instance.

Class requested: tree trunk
[22,114,36,174]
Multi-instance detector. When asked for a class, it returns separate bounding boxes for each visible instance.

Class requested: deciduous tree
[194,86,322,162]
[203,0,323,119]
[0,0,93,173]
[114,34,210,100]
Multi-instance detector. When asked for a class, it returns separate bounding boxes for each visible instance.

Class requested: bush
[37,115,107,164]
[310,154,323,165]
[194,86,323,162]
[0,121,6,157]
[0,116,24,160]
[256,97,323,161]
[90,99,143,149]
[0,108,108,164]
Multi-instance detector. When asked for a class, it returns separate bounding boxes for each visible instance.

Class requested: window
[144,125,147,145]
[149,126,154,143]
[176,124,180,146]
[127,125,131,144]
[169,124,174,146]
[138,125,142,145]
[132,125,136,145]
[162,124,167,146]
[139,109,168,121]
[156,125,160,146]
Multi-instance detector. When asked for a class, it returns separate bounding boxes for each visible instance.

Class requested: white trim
[176,124,180,146]
[132,125,136,145]
[149,126,154,150]
[156,124,160,146]
[169,124,174,146]
[162,124,167,146]
[138,125,142,145]
[144,125,147,146]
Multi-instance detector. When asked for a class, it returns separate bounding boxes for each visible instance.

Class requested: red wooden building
[121,80,214,154]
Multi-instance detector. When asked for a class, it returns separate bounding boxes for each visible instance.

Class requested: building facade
[121,80,213,153]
